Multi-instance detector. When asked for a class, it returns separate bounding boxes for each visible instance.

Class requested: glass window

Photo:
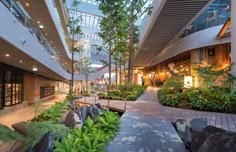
[0,69,24,108]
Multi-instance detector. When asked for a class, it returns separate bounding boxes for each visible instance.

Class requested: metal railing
[0,0,67,70]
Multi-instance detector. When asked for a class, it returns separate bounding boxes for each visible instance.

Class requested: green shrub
[54,110,120,152]
[158,86,236,112]
[31,101,69,123]
[98,85,146,101]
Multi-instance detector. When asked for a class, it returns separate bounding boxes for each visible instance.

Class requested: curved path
[84,87,236,132]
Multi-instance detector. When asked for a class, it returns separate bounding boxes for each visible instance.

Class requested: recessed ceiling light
[32,67,38,71]
[19,60,23,63]
[26,3,29,6]
[39,25,44,28]
[37,21,40,24]
[5,54,10,57]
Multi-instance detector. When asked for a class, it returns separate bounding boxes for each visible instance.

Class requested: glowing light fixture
[39,25,44,28]
[32,67,38,71]
[168,62,175,69]
[19,60,22,63]
[5,54,10,57]
[184,76,192,88]
[26,3,29,6]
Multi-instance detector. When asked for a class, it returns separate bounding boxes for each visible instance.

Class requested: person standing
[141,77,145,86]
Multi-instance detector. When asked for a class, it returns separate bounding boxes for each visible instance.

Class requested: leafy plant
[158,66,236,112]
[31,101,69,123]
[54,110,120,152]
[98,84,146,101]
[21,121,71,151]
[0,124,23,143]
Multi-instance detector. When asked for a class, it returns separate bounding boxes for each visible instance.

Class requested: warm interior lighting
[168,62,175,69]
[37,21,40,24]
[26,3,29,6]
[5,54,10,57]
[39,25,44,28]
[19,60,22,63]
[32,67,38,71]
[184,76,192,88]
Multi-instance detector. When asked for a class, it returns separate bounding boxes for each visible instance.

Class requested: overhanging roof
[134,0,212,67]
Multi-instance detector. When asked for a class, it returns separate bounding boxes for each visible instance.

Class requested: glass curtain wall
[181,0,231,38]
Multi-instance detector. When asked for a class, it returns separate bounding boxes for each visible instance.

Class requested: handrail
[0,0,67,71]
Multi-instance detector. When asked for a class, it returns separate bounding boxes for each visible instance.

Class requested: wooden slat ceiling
[18,0,72,72]
[134,0,211,67]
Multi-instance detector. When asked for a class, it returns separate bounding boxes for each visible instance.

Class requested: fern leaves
[54,110,120,152]
[0,124,23,143]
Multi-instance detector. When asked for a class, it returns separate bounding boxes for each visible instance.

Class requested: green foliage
[193,65,234,87]
[66,93,74,101]
[158,66,236,112]
[97,84,146,101]
[161,70,184,94]
[54,110,120,152]
[0,124,23,143]
[31,101,69,123]
[158,86,236,112]
[22,121,71,151]
[97,0,129,90]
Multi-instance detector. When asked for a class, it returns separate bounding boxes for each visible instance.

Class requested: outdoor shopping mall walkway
[83,87,236,132]
[0,94,66,129]
[1,87,236,132]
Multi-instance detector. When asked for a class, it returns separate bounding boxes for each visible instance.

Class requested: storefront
[0,63,24,109]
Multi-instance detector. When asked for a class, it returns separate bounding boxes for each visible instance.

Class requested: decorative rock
[87,105,101,121]
[191,126,226,152]
[198,132,236,152]
[95,103,103,110]
[58,112,70,124]
[210,135,236,152]
[175,119,191,144]
[12,121,27,135]
[190,118,207,132]
[80,106,88,123]
[190,118,208,141]
[34,132,55,152]
[63,111,83,128]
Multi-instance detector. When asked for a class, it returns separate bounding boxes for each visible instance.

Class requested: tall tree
[126,0,152,88]
[67,0,82,100]
[79,57,92,103]
[97,0,126,91]
[79,57,92,94]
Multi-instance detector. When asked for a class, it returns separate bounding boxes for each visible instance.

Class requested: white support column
[231,0,236,75]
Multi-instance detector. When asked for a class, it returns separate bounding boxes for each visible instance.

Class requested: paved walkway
[83,87,236,132]
[1,87,236,132]
[0,94,66,129]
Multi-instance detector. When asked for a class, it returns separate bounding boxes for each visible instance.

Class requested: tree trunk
[70,20,75,103]
[108,11,112,91]
[119,63,122,85]
[115,57,118,89]
[127,1,134,89]
[85,73,88,94]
